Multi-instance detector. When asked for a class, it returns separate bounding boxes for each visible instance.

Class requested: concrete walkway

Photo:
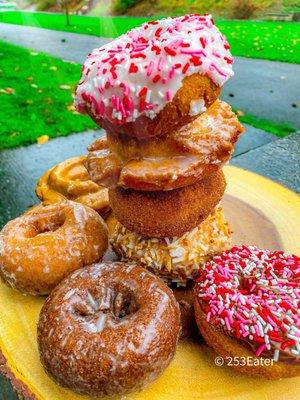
[0,23,299,130]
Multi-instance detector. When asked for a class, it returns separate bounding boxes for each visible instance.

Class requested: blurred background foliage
[12,0,300,19]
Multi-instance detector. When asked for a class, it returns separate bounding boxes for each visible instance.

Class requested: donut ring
[109,169,226,237]
[0,202,108,295]
[38,262,181,397]
[194,246,300,379]
[85,100,244,191]
[75,14,233,138]
[107,207,232,285]
[36,156,110,216]
[97,74,220,138]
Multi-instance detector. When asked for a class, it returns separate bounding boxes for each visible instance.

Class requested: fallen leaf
[27,76,33,81]
[37,135,49,145]
[0,88,15,95]
[50,66,58,71]
[30,52,38,56]
[59,84,71,90]
[31,84,38,89]
[236,110,244,117]
[67,104,75,111]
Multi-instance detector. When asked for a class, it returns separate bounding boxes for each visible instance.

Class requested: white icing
[75,14,233,125]
[189,99,207,116]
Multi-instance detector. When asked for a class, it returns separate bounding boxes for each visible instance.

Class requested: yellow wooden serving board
[0,166,300,400]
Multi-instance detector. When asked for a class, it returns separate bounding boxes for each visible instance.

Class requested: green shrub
[113,0,138,14]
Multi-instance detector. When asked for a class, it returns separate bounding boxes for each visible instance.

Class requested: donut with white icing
[194,246,300,379]
[0,202,108,295]
[75,14,234,138]
[38,262,181,396]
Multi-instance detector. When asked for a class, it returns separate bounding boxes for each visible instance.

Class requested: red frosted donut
[75,14,233,138]
[38,262,181,397]
[194,246,300,379]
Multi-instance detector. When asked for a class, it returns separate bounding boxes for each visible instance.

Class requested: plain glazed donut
[35,156,110,216]
[75,14,233,138]
[109,169,226,238]
[0,202,108,295]
[194,246,300,379]
[85,100,243,191]
[37,262,181,397]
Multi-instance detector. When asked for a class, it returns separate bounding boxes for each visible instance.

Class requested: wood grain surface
[0,166,299,400]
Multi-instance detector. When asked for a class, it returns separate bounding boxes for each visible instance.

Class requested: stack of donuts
[75,13,244,286]
[1,13,299,399]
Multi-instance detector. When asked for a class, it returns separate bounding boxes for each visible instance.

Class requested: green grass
[0,16,297,150]
[0,40,97,150]
[0,11,300,63]
[0,41,293,152]
[236,113,295,138]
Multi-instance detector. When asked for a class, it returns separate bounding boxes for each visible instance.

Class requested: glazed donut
[85,100,244,191]
[194,245,300,379]
[37,262,181,397]
[0,202,108,295]
[75,14,233,138]
[36,156,110,216]
[107,207,232,286]
[109,169,226,238]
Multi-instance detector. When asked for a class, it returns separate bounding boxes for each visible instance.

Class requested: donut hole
[113,289,139,319]
[73,287,139,321]
[32,212,66,236]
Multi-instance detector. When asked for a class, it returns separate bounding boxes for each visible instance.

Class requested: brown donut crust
[172,283,199,341]
[37,262,181,397]
[109,169,226,238]
[96,74,221,138]
[0,202,108,295]
[194,299,300,379]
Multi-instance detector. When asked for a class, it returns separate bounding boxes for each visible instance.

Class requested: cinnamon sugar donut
[36,156,110,216]
[109,169,226,238]
[194,246,300,379]
[75,14,233,138]
[85,100,244,191]
[38,262,181,396]
[0,202,108,295]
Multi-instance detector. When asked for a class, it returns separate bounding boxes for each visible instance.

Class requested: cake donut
[109,169,226,238]
[37,262,181,397]
[107,207,232,286]
[75,14,234,138]
[0,202,108,295]
[194,246,300,379]
[36,156,110,216]
[86,100,244,191]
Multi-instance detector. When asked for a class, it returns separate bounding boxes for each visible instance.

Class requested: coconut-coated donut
[194,246,300,379]
[37,262,181,397]
[0,202,108,295]
[109,169,226,238]
[36,156,110,216]
[85,100,243,191]
[107,207,232,286]
[75,14,233,138]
